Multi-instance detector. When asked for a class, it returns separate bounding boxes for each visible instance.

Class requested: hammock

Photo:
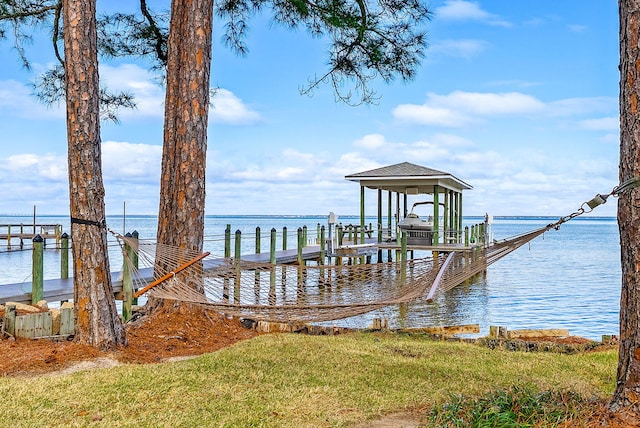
[117,223,553,323]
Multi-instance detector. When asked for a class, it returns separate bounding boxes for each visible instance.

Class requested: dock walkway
[0,237,476,306]
[0,244,324,306]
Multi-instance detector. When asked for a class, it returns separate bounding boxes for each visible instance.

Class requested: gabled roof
[346,162,448,178]
[345,162,472,194]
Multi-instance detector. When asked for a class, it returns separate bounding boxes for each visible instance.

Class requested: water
[0,215,621,341]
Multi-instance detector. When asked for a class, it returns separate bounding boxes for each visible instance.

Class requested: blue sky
[0,0,619,217]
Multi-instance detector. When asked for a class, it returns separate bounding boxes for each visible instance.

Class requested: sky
[0,0,620,218]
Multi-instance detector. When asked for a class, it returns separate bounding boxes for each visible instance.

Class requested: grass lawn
[0,332,617,427]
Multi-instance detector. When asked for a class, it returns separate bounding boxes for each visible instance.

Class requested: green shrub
[428,384,590,427]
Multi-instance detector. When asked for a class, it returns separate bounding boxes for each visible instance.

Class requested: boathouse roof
[345,162,472,194]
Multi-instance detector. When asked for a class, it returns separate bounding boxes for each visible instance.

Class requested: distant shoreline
[0,214,618,220]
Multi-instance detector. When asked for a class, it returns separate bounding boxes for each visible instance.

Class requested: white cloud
[568,24,588,33]
[393,103,467,127]
[100,64,261,124]
[223,148,323,183]
[548,97,617,117]
[429,39,490,60]
[101,64,166,118]
[0,79,65,119]
[435,0,512,27]
[579,117,619,132]
[102,141,162,183]
[393,91,545,126]
[354,134,387,149]
[3,153,67,180]
[435,91,545,115]
[210,88,261,124]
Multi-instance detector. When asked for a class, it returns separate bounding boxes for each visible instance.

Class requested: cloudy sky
[0,0,619,217]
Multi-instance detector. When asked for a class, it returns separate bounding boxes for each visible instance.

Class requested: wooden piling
[224,224,231,258]
[31,235,44,304]
[234,230,242,302]
[297,227,304,265]
[400,231,407,261]
[302,225,307,248]
[270,228,277,264]
[336,224,343,265]
[234,230,242,261]
[255,226,261,254]
[320,226,326,265]
[131,230,139,305]
[282,226,287,251]
[60,232,69,279]
[122,232,134,322]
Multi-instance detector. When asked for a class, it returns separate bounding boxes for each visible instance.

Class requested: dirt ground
[0,305,637,427]
[0,304,259,377]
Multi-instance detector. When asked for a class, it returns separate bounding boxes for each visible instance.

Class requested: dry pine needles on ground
[0,304,259,376]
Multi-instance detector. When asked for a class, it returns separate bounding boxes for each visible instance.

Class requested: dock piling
[122,232,134,322]
[320,226,326,265]
[31,235,44,304]
[60,232,69,279]
[224,224,231,258]
[297,227,304,265]
[282,227,287,251]
[270,228,277,264]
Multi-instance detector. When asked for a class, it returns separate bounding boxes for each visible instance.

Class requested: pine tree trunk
[612,0,640,412]
[156,0,213,266]
[63,0,126,349]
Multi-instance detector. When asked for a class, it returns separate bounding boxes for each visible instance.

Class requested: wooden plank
[3,304,16,336]
[14,312,54,339]
[507,329,570,339]
[15,314,35,339]
[60,307,74,335]
[33,312,53,338]
[396,324,480,335]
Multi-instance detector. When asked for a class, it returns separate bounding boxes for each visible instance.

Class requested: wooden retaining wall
[1,302,74,339]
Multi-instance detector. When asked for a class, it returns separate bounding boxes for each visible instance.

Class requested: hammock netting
[118,225,552,323]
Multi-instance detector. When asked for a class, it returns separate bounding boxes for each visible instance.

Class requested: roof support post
[377,188,383,262]
[433,185,440,245]
[360,185,366,245]
[395,191,400,237]
[387,190,393,261]
[387,190,392,240]
[443,188,450,242]
[457,192,463,244]
[403,193,408,218]
[447,189,456,243]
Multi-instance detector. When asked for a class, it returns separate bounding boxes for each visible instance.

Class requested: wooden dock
[0,224,64,249]
[0,244,325,306]
[0,224,481,306]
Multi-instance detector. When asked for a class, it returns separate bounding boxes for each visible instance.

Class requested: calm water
[0,215,621,340]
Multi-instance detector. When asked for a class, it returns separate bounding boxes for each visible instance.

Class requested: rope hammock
[112,177,640,323]
[117,223,553,323]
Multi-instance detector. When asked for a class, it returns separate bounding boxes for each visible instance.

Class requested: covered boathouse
[344,162,473,250]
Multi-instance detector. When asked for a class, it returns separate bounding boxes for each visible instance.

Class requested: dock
[0,224,64,249]
[0,243,327,306]
[0,215,488,307]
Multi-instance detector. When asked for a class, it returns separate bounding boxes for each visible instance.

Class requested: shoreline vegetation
[0,306,623,427]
